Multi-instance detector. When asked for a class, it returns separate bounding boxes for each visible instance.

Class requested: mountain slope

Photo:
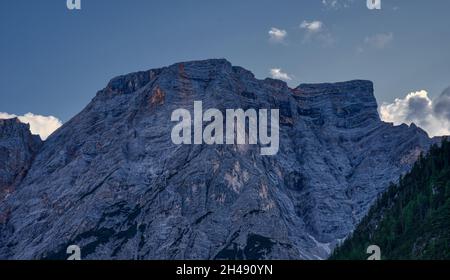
[0,59,440,259]
[330,139,450,260]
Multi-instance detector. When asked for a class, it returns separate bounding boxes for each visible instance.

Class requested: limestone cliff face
[0,59,439,259]
[0,118,42,202]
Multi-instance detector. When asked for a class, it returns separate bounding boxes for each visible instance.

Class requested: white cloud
[300,20,323,33]
[300,20,334,47]
[268,27,287,43]
[322,0,339,9]
[322,0,353,9]
[270,68,292,81]
[364,32,394,49]
[0,112,62,140]
[433,87,450,121]
[380,90,450,137]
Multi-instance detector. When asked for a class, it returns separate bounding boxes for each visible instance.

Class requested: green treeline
[331,138,450,260]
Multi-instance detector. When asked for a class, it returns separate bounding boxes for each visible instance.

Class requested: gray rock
[0,118,42,202]
[0,59,440,259]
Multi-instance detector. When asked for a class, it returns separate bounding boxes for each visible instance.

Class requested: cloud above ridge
[380,89,450,137]
[270,68,292,81]
[0,112,62,140]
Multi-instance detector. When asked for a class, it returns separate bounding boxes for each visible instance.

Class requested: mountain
[330,139,450,260]
[0,59,440,260]
[0,118,42,202]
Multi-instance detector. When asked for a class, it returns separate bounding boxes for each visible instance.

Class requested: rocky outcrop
[0,118,42,201]
[0,59,441,259]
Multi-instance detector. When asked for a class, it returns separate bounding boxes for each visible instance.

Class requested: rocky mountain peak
[0,118,42,202]
[0,117,42,147]
[0,60,440,260]
[1,118,30,137]
[294,80,380,128]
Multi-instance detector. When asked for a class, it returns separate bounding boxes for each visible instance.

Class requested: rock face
[0,59,440,259]
[0,118,42,202]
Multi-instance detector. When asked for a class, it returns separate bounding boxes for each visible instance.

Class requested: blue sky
[1,0,449,136]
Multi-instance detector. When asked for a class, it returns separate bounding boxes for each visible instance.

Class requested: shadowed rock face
[0,118,42,202]
[0,59,440,259]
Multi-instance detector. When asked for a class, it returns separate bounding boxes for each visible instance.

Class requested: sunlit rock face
[0,59,440,260]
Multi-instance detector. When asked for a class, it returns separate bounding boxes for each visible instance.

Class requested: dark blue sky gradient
[1,0,449,121]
